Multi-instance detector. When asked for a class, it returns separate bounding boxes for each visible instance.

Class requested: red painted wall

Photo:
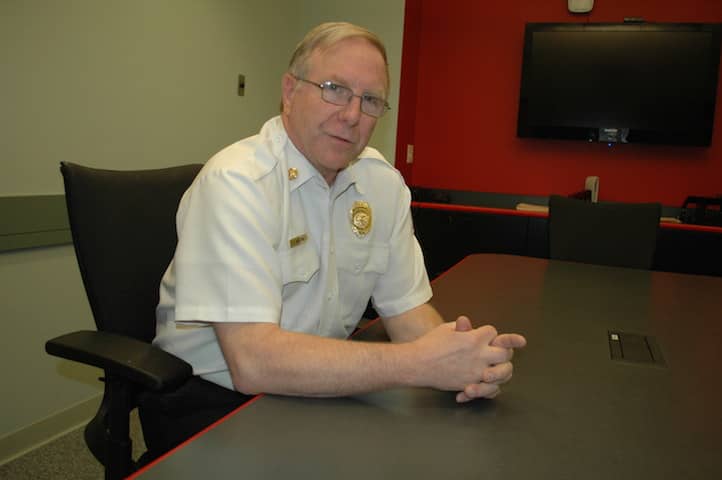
[396,0,722,206]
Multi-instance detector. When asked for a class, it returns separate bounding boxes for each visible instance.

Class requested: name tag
[289,234,308,248]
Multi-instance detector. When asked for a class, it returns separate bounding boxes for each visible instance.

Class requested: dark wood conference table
[131,254,722,479]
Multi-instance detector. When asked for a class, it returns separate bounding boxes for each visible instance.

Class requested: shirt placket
[317,184,340,336]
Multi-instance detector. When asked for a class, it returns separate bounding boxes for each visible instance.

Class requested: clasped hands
[455,316,526,403]
[418,315,527,403]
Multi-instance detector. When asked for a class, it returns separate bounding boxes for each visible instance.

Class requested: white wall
[0,0,406,462]
[0,0,302,195]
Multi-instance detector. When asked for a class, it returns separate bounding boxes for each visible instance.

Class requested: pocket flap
[337,242,389,275]
[279,241,320,284]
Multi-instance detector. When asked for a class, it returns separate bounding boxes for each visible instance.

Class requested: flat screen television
[517,23,722,146]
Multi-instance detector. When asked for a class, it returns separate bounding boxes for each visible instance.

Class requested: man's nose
[338,95,363,125]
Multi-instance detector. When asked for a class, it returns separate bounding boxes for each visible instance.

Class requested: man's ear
[281,73,297,113]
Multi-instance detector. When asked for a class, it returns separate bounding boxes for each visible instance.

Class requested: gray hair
[288,22,390,92]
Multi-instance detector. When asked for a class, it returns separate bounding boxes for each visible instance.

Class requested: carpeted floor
[0,410,145,480]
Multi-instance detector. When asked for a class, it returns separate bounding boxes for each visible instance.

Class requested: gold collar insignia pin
[350,201,372,237]
[288,168,298,180]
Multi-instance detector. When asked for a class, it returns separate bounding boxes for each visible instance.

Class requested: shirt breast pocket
[336,241,389,332]
[337,242,390,276]
[279,240,320,285]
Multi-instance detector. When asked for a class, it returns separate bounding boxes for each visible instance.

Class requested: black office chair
[45,162,250,480]
[548,194,662,269]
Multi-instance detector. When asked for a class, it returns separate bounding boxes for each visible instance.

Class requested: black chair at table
[548,194,662,269]
[45,162,251,480]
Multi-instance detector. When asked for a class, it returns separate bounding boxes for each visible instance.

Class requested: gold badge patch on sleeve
[350,201,372,237]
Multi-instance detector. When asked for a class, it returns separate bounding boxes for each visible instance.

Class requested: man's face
[281,37,388,185]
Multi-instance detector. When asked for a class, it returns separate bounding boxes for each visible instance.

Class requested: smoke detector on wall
[568,0,594,13]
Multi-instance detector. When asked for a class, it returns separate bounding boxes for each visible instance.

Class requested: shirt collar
[285,137,317,192]
[335,158,364,196]
[266,117,315,191]
[268,116,374,195]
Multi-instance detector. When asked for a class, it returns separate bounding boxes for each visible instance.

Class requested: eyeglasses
[294,76,390,118]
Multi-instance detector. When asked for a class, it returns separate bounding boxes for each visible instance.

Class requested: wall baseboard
[0,394,101,466]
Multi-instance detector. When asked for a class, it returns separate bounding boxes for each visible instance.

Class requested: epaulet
[357,146,396,171]
[198,137,273,182]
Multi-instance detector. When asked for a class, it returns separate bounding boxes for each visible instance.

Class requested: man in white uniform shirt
[151,21,526,453]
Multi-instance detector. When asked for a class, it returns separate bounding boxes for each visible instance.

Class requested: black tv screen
[517,23,722,146]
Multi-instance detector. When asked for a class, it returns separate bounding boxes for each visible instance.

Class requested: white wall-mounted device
[568,0,594,14]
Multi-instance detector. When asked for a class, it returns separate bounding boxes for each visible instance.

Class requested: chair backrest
[548,195,662,269]
[61,162,203,342]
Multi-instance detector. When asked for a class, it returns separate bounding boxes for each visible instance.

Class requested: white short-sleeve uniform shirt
[154,117,432,389]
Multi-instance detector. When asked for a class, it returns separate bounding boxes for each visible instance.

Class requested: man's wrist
[390,340,425,389]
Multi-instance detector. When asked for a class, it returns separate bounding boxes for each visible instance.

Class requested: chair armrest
[46,330,193,391]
